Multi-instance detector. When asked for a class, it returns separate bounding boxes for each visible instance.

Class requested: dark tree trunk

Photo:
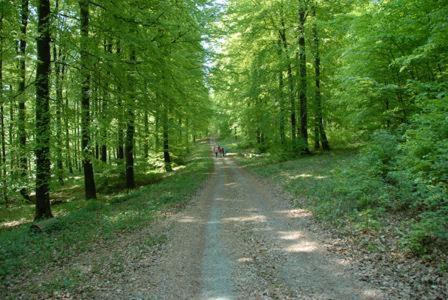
[298,4,309,153]
[125,50,136,189]
[162,105,172,172]
[0,13,8,204]
[155,111,160,151]
[312,4,329,151]
[116,43,124,161]
[79,0,96,199]
[143,112,149,159]
[35,0,53,220]
[18,0,29,180]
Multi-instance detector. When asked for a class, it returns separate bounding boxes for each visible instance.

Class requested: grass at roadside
[0,142,213,287]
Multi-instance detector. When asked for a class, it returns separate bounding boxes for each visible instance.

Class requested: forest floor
[2,148,446,299]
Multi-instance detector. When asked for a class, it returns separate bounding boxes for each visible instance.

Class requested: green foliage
[0,144,212,280]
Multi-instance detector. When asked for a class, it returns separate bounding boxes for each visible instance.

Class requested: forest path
[92,153,384,299]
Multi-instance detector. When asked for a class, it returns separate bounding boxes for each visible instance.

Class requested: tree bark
[279,18,297,148]
[18,0,29,180]
[125,49,136,189]
[79,0,96,199]
[143,112,149,159]
[0,12,8,204]
[162,104,172,172]
[53,0,64,184]
[312,4,329,151]
[116,44,124,161]
[276,37,286,145]
[35,0,53,220]
[298,3,309,153]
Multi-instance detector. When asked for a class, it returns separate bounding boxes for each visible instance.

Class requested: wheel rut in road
[95,155,385,299]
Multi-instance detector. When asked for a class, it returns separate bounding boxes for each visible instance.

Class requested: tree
[18,0,29,182]
[311,3,329,151]
[79,0,96,199]
[34,0,53,220]
[297,1,308,153]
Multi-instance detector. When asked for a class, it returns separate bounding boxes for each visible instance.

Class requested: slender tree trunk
[115,43,124,161]
[298,4,309,153]
[65,89,73,174]
[279,22,296,148]
[100,42,111,163]
[312,4,329,151]
[125,50,135,189]
[18,0,29,182]
[79,0,96,199]
[53,0,64,184]
[276,38,286,145]
[35,0,53,220]
[0,13,8,204]
[143,112,149,159]
[155,111,160,151]
[162,104,172,172]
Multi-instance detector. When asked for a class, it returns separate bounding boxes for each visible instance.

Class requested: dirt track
[94,155,384,299]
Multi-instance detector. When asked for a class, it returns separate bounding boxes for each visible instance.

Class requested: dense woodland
[0,0,211,218]
[0,0,447,293]
[212,0,447,255]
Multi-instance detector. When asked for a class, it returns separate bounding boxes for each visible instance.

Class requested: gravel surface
[10,155,388,299]
[96,156,384,299]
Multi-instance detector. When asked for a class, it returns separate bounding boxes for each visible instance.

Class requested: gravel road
[129,155,384,299]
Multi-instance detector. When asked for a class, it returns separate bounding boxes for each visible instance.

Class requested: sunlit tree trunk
[298,3,309,153]
[312,4,329,151]
[35,0,53,220]
[277,38,286,145]
[53,0,65,184]
[65,89,73,174]
[279,17,296,148]
[79,0,96,199]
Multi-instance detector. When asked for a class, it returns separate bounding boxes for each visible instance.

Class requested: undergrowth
[0,143,213,282]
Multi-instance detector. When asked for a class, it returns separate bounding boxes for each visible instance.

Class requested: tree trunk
[125,49,136,189]
[79,0,96,199]
[18,0,29,181]
[162,105,172,172]
[116,43,124,161]
[298,4,309,153]
[312,4,329,151]
[53,0,64,184]
[65,90,73,174]
[143,112,149,159]
[35,0,53,220]
[0,12,8,204]
[279,20,297,148]
[276,38,286,145]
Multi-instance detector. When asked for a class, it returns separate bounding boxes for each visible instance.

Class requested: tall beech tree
[311,3,329,151]
[297,1,308,152]
[34,0,52,220]
[18,0,29,181]
[79,0,96,199]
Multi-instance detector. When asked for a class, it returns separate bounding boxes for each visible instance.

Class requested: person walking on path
[213,145,219,158]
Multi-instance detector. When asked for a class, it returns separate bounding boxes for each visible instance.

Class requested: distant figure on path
[213,146,219,158]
